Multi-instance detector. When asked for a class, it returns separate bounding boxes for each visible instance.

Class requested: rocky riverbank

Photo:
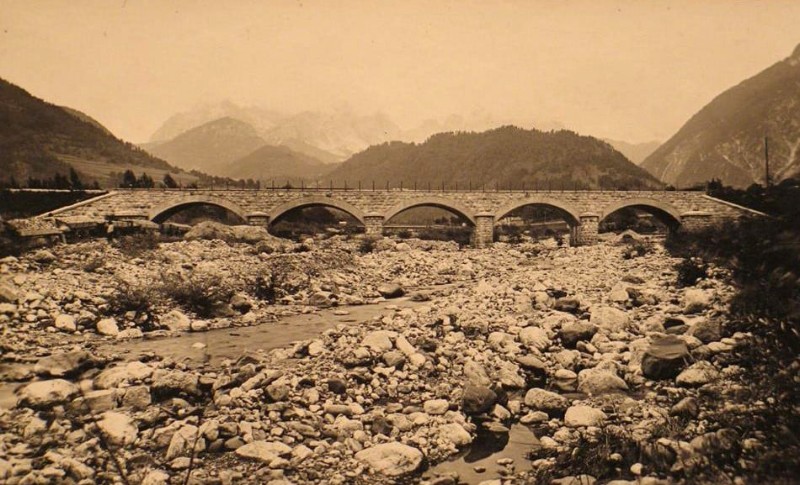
[0,233,764,484]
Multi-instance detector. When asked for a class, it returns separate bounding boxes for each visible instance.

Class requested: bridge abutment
[679,211,714,233]
[574,214,599,246]
[471,213,495,248]
[364,214,385,238]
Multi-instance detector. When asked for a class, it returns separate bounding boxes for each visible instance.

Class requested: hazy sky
[2,0,799,143]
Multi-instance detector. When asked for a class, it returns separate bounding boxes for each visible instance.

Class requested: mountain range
[642,43,800,188]
[143,104,659,185]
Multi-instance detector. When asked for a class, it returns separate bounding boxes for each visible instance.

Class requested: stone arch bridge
[43,188,763,248]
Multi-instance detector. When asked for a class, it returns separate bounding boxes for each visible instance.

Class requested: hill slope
[0,77,185,187]
[145,117,266,175]
[225,144,333,182]
[642,44,800,188]
[327,126,663,190]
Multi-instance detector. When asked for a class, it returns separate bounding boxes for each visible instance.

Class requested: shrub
[107,279,159,328]
[675,257,708,287]
[162,270,235,318]
[622,240,650,259]
[359,237,377,254]
[396,229,412,239]
[250,257,304,304]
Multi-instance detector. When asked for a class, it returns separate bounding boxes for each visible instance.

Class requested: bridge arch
[383,197,477,225]
[599,198,682,229]
[268,196,366,226]
[149,196,248,223]
[494,197,582,226]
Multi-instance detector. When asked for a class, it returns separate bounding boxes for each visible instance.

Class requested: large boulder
[231,225,273,243]
[589,306,630,332]
[54,314,77,333]
[564,405,607,427]
[438,423,473,447]
[355,442,423,476]
[17,379,79,408]
[461,385,497,415]
[97,411,138,446]
[683,288,712,314]
[377,283,405,299]
[688,318,721,343]
[560,321,598,347]
[235,441,292,464]
[161,310,192,331]
[361,330,395,352]
[577,366,628,395]
[151,369,200,397]
[94,361,154,389]
[676,361,720,387]
[463,359,492,387]
[96,318,120,336]
[519,326,550,350]
[33,351,98,377]
[0,280,19,303]
[524,388,569,412]
[641,336,690,380]
[184,222,234,242]
[308,291,336,308]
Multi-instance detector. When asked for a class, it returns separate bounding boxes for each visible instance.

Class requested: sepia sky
[2,0,799,144]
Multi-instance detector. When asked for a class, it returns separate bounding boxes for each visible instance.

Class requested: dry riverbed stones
[0,236,751,484]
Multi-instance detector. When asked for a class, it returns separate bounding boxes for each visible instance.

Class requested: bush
[250,257,304,304]
[675,257,708,287]
[665,215,800,483]
[622,240,650,259]
[107,279,159,328]
[162,270,236,317]
[396,229,412,239]
[359,237,377,254]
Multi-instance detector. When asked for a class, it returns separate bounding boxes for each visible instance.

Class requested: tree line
[0,167,100,190]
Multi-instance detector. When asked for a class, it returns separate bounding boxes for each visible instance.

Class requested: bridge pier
[574,213,599,246]
[246,212,270,226]
[471,212,495,248]
[364,213,385,238]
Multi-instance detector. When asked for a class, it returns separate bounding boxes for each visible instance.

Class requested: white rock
[590,306,630,332]
[676,361,720,387]
[355,442,423,476]
[161,310,192,331]
[565,405,607,427]
[423,399,449,415]
[519,326,550,350]
[361,330,396,352]
[54,314,77,332]
[17,379,79,407]
[97,411,138,445]
[684,288,712,313]
[141,469,170,485]
[92,318,117,337]
[116,328,144,340]
[235,441,292,463]
[439,423,473,446]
